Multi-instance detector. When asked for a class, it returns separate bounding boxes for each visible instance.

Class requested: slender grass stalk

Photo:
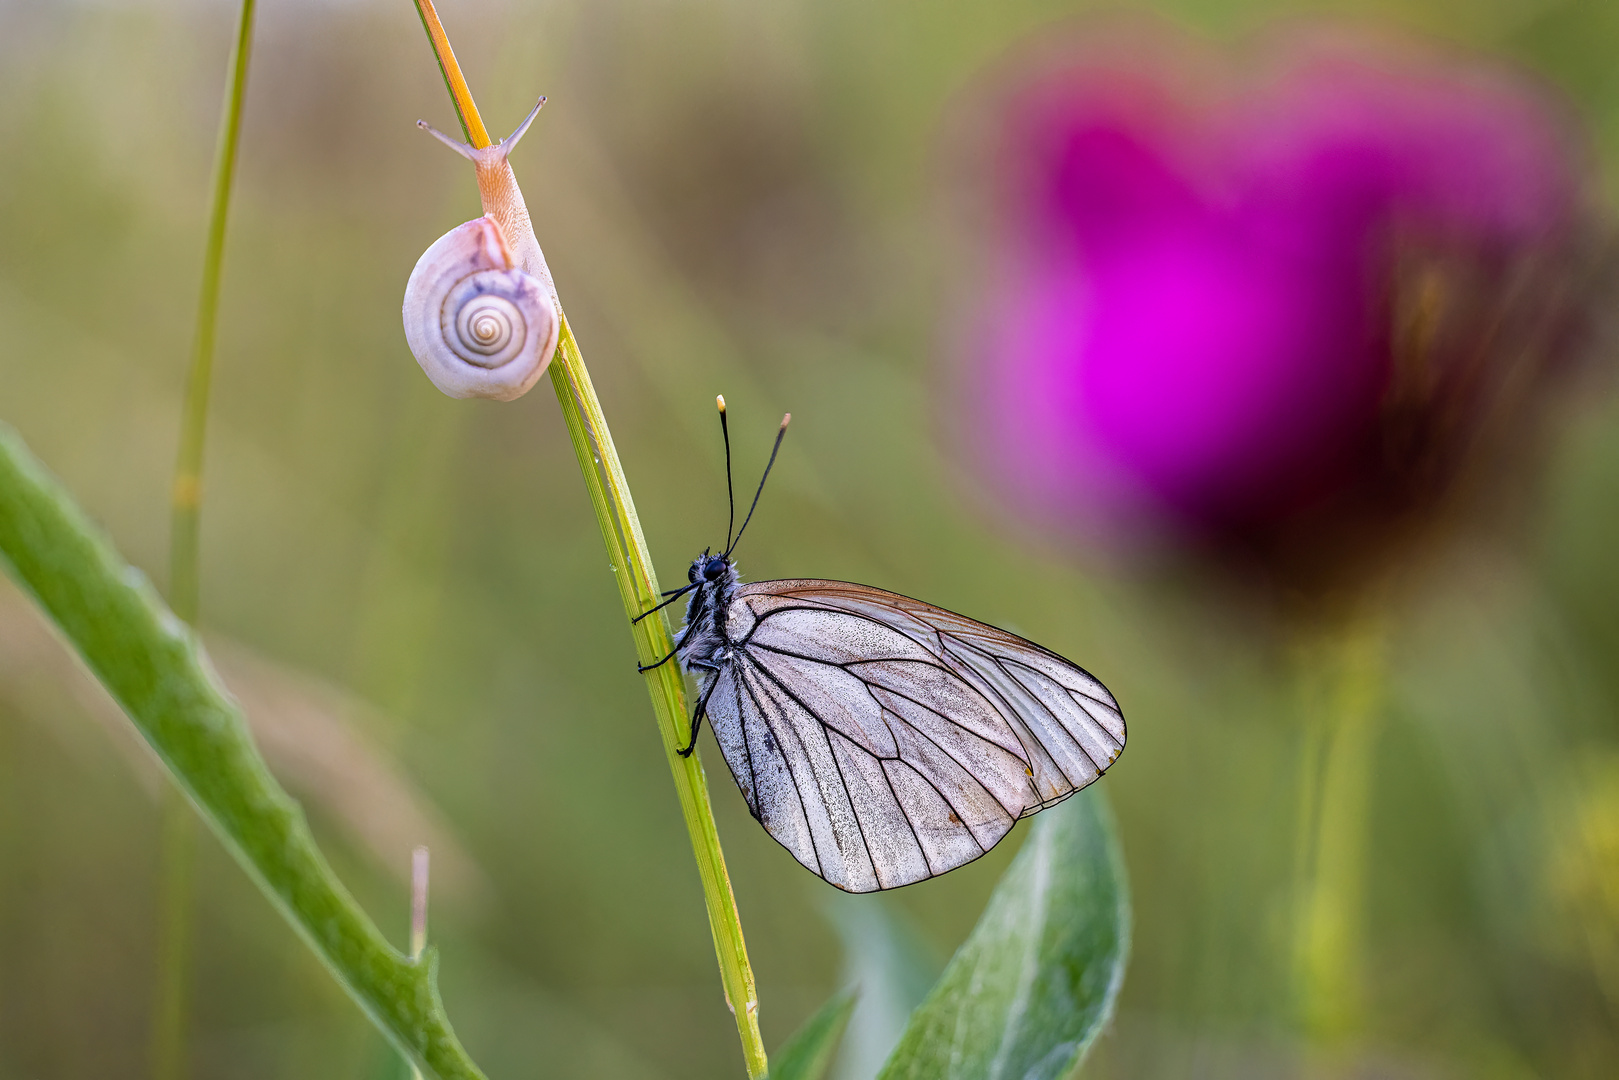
[155,3,256,1077]
[151,795,196,1080]
[170,8,254,623]
[1291,613,1387,1053]
[410,847,430,1080]
[408,5,766,1074]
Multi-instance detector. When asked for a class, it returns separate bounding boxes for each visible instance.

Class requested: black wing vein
[988,650,1102,778]
[730,671,762,821]
[748,637,1029,817]
[696,583,1123,892]
[734,660,824,878]
[877,757,936,871]
[747,653,879,884]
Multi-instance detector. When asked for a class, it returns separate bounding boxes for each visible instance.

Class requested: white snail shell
[402,214,559,402]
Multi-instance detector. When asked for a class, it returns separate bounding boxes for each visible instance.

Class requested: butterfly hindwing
[698,579,1125,892]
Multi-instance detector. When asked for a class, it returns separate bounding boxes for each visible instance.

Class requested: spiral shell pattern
[403,215,559,401]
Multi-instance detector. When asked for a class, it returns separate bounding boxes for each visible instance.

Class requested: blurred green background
[3,0,1619,1076]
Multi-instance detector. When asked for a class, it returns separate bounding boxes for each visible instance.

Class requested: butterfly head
[682,551,741,638]
[688,550,733,585]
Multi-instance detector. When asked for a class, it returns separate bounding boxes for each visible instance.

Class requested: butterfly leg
[676,662,721,757]
[638,645,680,673]
[631,584,695,626]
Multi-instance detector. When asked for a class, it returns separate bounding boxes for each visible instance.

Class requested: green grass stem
[155,3,257,1076]
[408,3,766,1073]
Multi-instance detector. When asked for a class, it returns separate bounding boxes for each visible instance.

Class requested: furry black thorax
[676,551,742,672]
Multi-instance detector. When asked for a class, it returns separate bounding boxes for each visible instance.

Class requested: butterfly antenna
[718,395,736,553]
[725,413,790,558]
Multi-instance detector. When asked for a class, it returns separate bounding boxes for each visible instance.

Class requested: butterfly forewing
[700,578,1125,892]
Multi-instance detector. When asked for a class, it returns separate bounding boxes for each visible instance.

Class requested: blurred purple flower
[968,27,1600,591]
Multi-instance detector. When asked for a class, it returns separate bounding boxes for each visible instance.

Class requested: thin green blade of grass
[768,989,857,1080]
[407,3,767,1072]
[157,2,258,1072]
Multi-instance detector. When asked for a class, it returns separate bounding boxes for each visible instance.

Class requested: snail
[403,98,560,402]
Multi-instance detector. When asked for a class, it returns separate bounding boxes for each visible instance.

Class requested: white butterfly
[638,402,1126,892]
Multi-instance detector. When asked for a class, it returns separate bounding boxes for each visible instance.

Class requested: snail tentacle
[415,96,546,162]
[404,97,560,402]
[500,96,547,152]
[417,119,479,161]
[416,99,556,302]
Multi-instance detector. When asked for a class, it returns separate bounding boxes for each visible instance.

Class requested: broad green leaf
[878,790,1129,1080]
[0,426,487,1080]
[824,895,939,1079]
[770,988,858,1080]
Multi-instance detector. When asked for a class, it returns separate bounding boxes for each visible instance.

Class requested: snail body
[403,99,559,401]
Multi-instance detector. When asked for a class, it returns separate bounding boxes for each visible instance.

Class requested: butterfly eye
[704,557,727,581]
[688,563,699,584]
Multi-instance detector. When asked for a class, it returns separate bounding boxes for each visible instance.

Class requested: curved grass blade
[877,790,1130,1080]
[0,426,487,1080]
[770,989,857,1080]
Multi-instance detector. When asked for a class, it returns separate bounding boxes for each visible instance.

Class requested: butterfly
[636,398,1126,892]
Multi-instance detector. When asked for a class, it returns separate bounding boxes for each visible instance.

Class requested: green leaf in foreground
[824,894,939,1078]
[769,988,857,1080]
[0,426,486,1080]
[878,789,1130,1080]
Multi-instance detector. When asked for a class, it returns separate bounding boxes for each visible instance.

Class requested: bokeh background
[3,0,1619,1077]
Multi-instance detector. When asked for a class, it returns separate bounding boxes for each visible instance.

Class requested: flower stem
[156,2,256,1076]
[410,847,430,1080]
[408,4,766,1075]
[1291,613,1386,1054]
